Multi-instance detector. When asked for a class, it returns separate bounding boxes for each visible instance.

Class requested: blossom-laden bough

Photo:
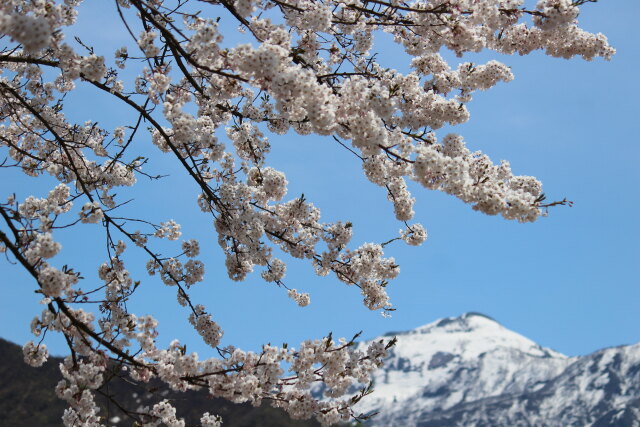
[0,0,611,425]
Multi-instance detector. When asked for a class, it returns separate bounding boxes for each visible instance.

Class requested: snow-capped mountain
[355,313,640,426]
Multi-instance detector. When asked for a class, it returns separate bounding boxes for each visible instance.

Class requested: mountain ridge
[352,312,640,427]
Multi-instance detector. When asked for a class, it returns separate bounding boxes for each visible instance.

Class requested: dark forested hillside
[0,338,320,426]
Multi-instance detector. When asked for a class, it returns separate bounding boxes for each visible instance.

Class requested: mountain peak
[412,311,504,336]
[381,313,565,362]
[430,311,497,329]
[354,316,640,427]
[461,311,496,321]
[383,312,498,338]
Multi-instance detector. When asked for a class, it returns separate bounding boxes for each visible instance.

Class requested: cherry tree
[0,0,612,425]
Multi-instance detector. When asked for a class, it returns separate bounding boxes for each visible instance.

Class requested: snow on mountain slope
[350,313,640,427]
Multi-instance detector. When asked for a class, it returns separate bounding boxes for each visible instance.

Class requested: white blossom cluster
[0,10,53,52]
[189,305,223,348]
[79,201,103,224]
[401,223,428,247]
[154,220,182,240]
[17,184,72,225]
[148,400,185,427]
[98,256,134,302]
[56,353,106,426]
[412,133,545,222]
[288,288,311,307]
[138,30,160,58]
[22,340,48,367]
[200,412,223,427]
[38,264,79,297]
[0,0,614,425]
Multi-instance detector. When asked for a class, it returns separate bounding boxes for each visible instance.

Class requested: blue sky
[0,0,638,358]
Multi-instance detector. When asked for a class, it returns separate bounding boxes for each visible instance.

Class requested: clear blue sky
[0,0,638,358]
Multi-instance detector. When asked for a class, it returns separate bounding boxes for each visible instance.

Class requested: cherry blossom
[0,0,612,425]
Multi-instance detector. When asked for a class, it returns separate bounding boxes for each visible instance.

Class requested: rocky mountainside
[353,313,640,426]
